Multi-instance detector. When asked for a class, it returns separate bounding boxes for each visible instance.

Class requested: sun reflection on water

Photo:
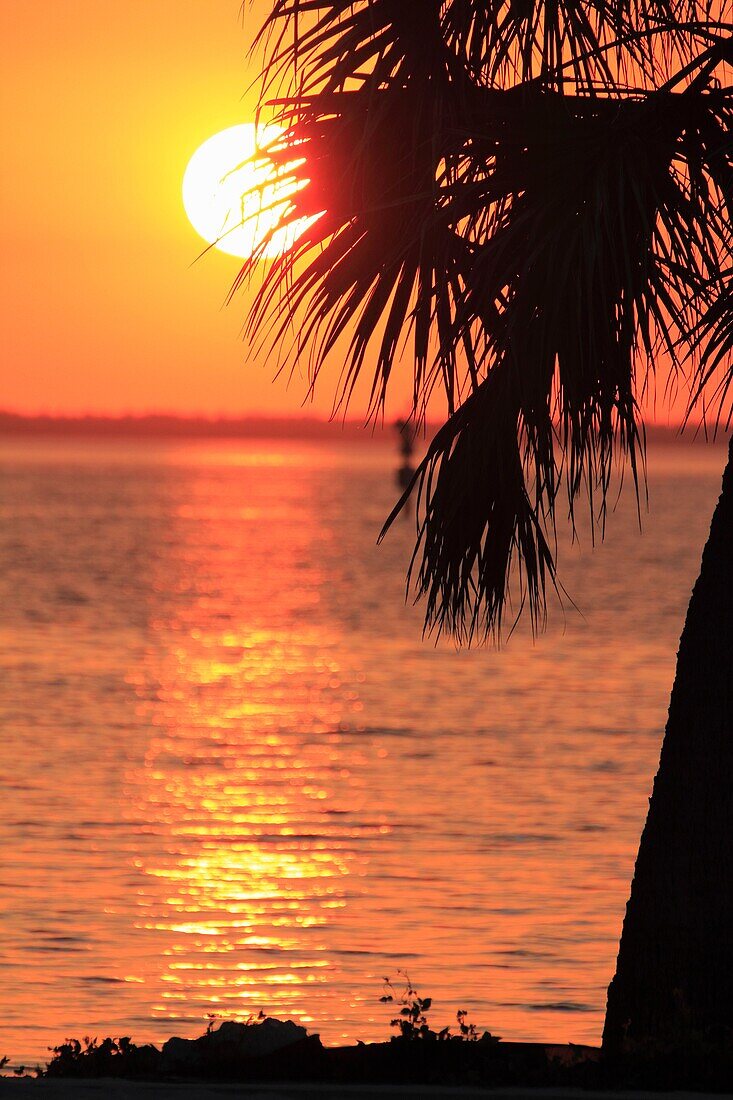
[126,626,371,1023]
[123,463,378,1027]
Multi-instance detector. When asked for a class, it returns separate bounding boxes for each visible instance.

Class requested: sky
[1,0,412,419]
[1,1,692,422]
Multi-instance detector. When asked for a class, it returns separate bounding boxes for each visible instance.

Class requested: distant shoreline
[0,412,726,445]
[0,413,399,442]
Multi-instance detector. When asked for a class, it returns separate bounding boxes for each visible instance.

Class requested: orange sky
[0,0,401,418]
[1,2,689,422]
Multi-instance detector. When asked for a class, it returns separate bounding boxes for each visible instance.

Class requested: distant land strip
[0,412,406,441]
[0,411,726,445]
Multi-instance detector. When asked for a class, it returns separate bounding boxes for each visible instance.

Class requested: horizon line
[0,410,418,441]
[0,409,722,444]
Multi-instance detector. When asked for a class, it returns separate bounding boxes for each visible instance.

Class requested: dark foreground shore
[0,1081,729,1099]
[3,1017,733,1097]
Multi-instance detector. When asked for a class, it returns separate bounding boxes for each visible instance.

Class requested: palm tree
[240,0,733,1050]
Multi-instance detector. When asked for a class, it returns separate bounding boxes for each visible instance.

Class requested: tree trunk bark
[603,438,733,1052]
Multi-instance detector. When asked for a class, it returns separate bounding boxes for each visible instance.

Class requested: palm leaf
[240,4,733,636]
[381,371,558,641]
[253,0,731,98]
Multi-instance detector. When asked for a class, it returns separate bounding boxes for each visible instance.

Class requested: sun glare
[182,124,309,259]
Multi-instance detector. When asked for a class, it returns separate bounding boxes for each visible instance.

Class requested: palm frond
[238,83,475,419]
[252,0,733,99]
[690,277,733,432]
[668,96,733,431]
[381,371,558,642]
[240,3,733,637]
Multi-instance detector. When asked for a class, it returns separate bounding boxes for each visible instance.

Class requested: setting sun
[182,123,308,259]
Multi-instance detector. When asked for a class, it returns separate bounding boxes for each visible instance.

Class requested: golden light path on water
[127,624,359,1029]
[122,454,387,1039]
[0,438,727,1065]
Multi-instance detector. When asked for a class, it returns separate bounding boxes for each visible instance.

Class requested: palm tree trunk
[603,438,733,1052]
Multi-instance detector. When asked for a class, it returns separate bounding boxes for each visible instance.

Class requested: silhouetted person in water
[395,418,416,492]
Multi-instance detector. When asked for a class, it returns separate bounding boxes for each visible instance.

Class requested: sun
[182,123,308,259]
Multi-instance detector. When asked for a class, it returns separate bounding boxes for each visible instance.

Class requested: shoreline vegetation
[0,411,726,445]
[3,993,733,1092]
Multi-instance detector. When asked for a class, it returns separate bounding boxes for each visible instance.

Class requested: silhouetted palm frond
[242,4,733,637]
[690,278,733,431]
[381,371,559,641]
[253,0,732,96]
[239,83,473,418]
[684,114,733,430]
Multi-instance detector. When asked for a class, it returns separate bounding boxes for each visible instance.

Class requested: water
[0,435,726,1066]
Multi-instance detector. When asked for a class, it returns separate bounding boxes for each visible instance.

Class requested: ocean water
[0,435,726,1066]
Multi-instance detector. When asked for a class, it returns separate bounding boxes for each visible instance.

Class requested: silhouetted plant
[44,1035,159,1079]
[205,1008,267,1037]
[381,973,443,1041]
[456,1008,480,1041]
[380,973,496,1043]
